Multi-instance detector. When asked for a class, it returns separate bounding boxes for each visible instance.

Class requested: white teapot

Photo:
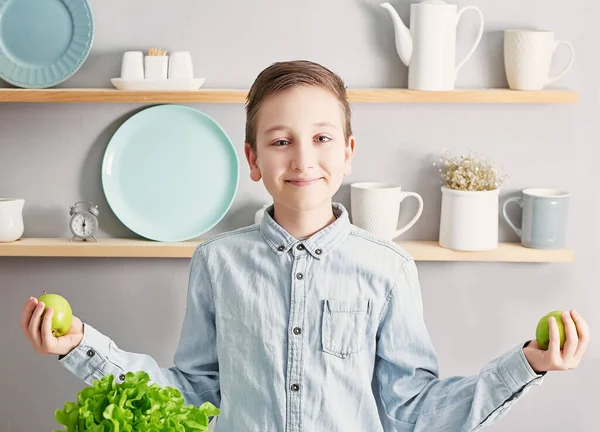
[0,198,25,242]
[380,0,484,90]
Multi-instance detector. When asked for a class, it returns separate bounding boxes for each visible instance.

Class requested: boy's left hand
[523,309,591,373]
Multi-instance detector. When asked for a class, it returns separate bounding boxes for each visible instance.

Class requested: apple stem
[43,290,47,295]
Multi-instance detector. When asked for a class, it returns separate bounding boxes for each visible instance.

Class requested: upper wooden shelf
[0,238,574,262]
[0,88,579,104]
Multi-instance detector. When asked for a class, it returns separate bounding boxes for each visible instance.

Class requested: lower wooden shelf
[0,238,574,262]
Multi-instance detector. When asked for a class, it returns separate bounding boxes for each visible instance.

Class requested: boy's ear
[343,135,356,176]
[244,143,262,182]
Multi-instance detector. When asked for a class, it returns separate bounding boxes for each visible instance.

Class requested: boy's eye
[316,135,331,143]
[273,140,290,147]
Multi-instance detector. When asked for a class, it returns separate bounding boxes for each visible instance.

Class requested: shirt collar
[259,202,351,259]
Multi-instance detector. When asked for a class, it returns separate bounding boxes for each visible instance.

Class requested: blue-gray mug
[502,188,570,249]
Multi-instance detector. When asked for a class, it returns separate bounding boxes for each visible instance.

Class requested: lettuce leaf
[53,371,219,431]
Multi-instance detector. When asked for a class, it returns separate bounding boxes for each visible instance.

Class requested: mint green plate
[101,105,239,242]
[0,0,94,88]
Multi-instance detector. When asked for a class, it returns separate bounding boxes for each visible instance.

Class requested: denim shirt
[59,202,544,432]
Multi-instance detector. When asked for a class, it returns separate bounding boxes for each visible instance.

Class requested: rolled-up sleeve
[374,258,544,431]
[58,245,220,408]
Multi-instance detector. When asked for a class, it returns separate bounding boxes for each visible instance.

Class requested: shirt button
[119,373,126,381]
[277,245,285,252]
[296,244,305,250]
[291,384,300,392]
[315,248,322,255]
[86,349,95,357]
[296,272,304,280]
[293,327,302,335]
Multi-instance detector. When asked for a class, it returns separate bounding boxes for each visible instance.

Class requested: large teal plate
[0,0,94,88]
[102,105,239,242]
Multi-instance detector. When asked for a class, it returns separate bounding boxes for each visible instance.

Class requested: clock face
[70,212,98,238]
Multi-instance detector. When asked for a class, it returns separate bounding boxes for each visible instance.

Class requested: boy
[22,60,590,431]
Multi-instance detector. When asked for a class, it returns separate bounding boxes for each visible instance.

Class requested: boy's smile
[244,85,355,237]
[285,177,322,187]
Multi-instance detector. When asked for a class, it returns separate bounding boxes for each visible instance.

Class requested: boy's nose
[291,143,316,171]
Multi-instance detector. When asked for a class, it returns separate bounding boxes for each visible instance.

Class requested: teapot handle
[455,6,484,75]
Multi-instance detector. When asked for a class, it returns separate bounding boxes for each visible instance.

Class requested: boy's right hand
[21,296,84,356]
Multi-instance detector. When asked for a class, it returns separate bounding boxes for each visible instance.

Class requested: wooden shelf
[0,88,579,104]
[0,238,574,262]
[402,241,574,262]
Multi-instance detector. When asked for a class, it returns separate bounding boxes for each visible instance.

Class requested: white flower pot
[438,186,499,251]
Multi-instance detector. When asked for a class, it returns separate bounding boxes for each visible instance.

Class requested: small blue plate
[0,0,94,88]
[102,105,239,242]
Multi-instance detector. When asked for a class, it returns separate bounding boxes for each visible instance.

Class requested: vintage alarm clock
[69,201,99,242]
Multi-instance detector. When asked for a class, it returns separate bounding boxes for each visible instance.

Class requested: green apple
[38,291,73,337]
[535,310,568,350]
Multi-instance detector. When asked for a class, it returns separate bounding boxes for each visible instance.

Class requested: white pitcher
[0,198,25,242]
[381,0,484,90]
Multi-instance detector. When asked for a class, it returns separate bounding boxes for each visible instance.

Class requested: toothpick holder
[144,55,168,80]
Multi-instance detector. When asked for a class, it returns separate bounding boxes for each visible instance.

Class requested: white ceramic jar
[0,198,25,242]
[254,203,271,225]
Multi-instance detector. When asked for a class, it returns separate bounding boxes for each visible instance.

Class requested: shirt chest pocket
[322,298,371,359]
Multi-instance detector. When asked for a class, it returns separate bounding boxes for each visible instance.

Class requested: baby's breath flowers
[433,149,508,191]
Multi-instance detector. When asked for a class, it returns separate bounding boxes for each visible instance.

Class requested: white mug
[504,30,574,90]
[168,51,194,79]
[350,182,423,240]
[120,51,144,80]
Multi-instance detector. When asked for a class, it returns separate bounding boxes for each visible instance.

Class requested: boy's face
[244,85,355,213]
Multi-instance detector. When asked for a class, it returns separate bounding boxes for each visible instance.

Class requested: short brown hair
[244,60,352,152]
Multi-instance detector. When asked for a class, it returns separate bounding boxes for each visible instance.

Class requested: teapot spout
[380,2,413,66]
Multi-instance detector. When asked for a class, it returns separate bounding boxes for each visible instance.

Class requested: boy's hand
[21,296,84,356]
[523,309,591,373]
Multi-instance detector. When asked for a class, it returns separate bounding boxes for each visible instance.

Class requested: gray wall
[1,0,598,431]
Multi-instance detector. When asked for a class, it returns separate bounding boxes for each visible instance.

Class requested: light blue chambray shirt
[60,202,545,432]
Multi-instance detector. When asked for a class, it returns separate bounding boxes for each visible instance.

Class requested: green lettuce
[53,371,220,431]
